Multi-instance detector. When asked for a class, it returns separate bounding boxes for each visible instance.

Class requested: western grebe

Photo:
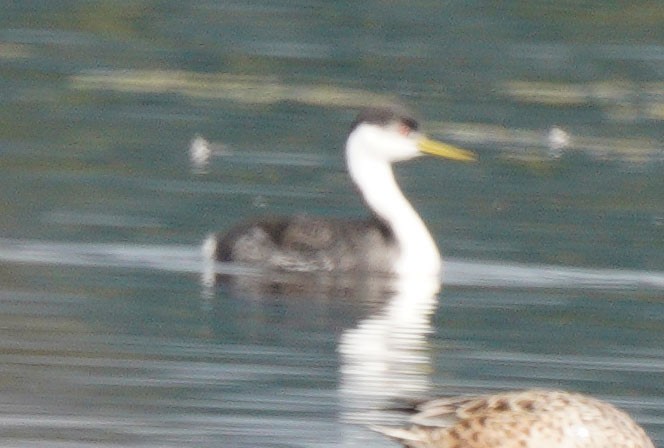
[372,389,654,448]
[204,106,476,277]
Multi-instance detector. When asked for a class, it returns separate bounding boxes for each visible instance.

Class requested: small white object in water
[189,135,212,171]
[547,126,571,158]
[189,135,229,173]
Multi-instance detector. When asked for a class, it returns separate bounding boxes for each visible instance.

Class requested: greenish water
[1,1,664,447]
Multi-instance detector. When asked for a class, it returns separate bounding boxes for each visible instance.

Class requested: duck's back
[373,389,654,448]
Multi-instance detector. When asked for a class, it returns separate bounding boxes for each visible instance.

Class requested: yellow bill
[418,137,477,162]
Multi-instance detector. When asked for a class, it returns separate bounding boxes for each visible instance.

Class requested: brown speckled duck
[372,389,654,448]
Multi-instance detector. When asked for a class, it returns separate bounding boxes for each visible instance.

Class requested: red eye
[397,123,412,136]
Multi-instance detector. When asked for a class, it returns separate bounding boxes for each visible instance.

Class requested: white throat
[346,127,442,277]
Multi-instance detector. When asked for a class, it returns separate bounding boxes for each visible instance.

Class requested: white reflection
[338,274,440,428]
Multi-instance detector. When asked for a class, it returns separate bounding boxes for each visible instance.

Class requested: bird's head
[346,106,476,164]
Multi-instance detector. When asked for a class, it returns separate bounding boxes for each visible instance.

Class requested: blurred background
[0,1,663,447]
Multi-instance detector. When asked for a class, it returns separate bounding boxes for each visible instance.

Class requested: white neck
[346,133,442,277]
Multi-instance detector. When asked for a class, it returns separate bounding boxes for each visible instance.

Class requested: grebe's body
[204,106,475,277]
[372,389,655,448]
[207,214,396,273]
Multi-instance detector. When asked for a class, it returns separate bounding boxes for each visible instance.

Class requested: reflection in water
[208,266,441,445]
[338,275,440,429]
[1,238,663,446]
[204,267,398,303]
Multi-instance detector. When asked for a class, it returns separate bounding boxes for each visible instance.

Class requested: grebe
[372,389,654,448]
[204,106,475,277]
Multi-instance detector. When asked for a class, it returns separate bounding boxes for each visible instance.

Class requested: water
[1,1,664,446]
